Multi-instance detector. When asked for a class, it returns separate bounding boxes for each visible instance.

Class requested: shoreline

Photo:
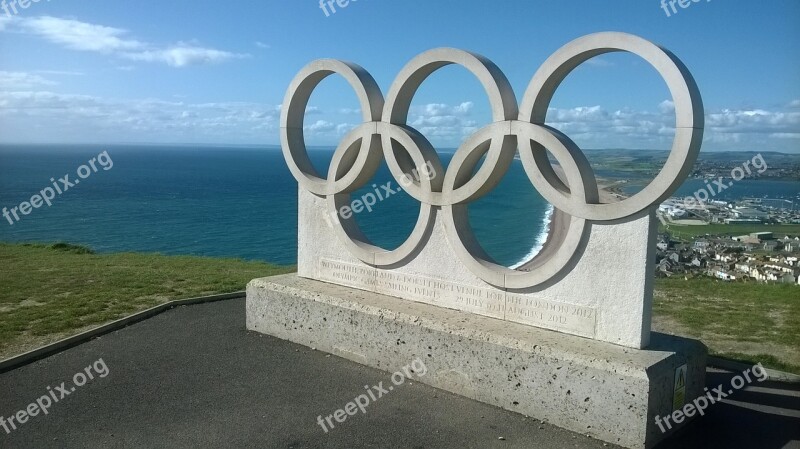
[509,166,627,269]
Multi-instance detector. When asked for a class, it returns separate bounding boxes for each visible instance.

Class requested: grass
[714,353,799,375]
[653,277,800,374]
[2,242,798,375]
[658,223,800,239]
[0,242,293,359]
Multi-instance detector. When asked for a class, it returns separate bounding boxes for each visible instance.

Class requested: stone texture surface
[247,274,708,449]
[299,188,657,348]
[284,34,705,350]
[277,33,709,448]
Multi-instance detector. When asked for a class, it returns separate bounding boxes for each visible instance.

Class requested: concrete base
[247,275,707,449]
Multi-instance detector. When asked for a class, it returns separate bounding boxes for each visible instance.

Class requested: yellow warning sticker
[673,364,687,410]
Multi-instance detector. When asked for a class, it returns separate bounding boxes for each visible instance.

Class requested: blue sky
[0,0,798,152]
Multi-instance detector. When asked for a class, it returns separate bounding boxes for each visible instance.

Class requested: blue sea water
[674,178,799,202]
[617,174,799,202]
[2,145,795,267]
[0,145,552,267]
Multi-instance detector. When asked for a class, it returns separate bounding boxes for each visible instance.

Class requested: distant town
[688,153,800,181]
[576,149,800,285]
[656,197,800,285]
[659,196,800,226]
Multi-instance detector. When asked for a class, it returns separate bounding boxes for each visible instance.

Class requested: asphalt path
[1,298,797,448]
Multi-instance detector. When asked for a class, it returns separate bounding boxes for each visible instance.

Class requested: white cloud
[20,16,144,52]
[541,102,800,151]
[494,97,795,151]
[406,102,477,143]
[4,16,247,68]
[304,119,335,133]
[34,70,84,76]
[789,99,800,108]
[123,44,246,68]
[0,88,797,151]
[418,102,473,117]
[295,113,356,138]
[0,91,280,143]
[705,108,800,134]
[255,41,270,49]
[336,123,356,135]
[658,100,675,114]
[0,16,13,32]
[0,71,57,89]
[770,133,800,139]
[548,105,608,122]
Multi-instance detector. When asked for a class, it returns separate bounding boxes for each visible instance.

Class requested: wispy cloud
[34,70,84,76]
[770,133,800,139]
[304,119,336,133]
[0,91,279,143]
[408,101,478,140]
[658,100,675,114]
[705,108,800,134]
[0,71,57,89]
[4,16,248,68]
[123,43,247,67]
[0,85,797,151]
[0,16,13,31]
[544,102,800,150]
[19,16,144,52]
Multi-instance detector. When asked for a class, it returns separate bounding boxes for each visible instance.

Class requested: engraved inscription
[318,258,594,335]
[506,294,596,337]
[372,268,505,318]
[375,270,445,301]
[319,259,375,290]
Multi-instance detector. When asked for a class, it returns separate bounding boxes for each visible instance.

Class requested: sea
[1,144,797,267]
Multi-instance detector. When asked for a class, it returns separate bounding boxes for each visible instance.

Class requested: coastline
[509,165,627,269]
[509,204,554,269]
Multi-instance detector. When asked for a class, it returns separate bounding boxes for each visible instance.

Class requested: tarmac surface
[1,297,798,449]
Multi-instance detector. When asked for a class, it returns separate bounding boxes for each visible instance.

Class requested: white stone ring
[280,32,704,288]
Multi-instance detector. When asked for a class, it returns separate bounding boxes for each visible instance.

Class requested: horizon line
[0,142,797,155]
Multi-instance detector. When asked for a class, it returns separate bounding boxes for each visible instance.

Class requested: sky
[0,0,798,152]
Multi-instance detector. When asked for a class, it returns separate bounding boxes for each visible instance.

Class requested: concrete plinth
[247,275,707,449]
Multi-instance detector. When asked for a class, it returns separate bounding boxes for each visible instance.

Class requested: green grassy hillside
[0,242,293,359]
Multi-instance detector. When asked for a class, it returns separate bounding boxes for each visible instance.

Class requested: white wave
[510,204,554,269]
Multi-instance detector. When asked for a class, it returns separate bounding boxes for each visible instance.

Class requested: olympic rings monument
[248,33,707,448]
